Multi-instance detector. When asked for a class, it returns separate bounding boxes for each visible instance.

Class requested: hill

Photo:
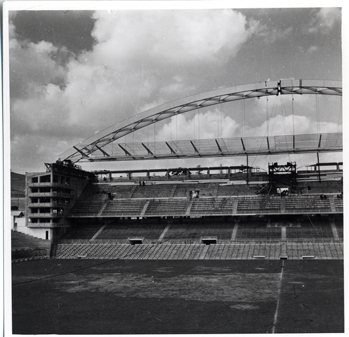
[11,171,25,197]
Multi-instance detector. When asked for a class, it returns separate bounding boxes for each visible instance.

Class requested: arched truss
[59,79,342,163]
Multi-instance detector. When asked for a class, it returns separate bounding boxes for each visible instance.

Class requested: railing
[28,182,71,188]
[28,213,61,218]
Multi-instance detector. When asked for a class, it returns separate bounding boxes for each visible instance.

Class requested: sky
[5,4,343,174]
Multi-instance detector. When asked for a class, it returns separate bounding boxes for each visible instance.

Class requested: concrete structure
[25,160,95,240]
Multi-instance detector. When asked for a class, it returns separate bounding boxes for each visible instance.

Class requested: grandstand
[18,79,343,261]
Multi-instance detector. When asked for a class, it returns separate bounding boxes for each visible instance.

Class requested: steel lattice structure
[59,79,342,163]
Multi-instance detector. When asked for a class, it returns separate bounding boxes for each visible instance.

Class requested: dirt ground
[11,259,343,334]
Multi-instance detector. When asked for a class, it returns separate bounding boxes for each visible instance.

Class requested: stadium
[11,79,343,334]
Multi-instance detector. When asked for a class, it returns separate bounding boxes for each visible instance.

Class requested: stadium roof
[75,132,341,162]
[59,79,342,163]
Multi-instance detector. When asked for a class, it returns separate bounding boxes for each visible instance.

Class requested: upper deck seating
[105,184,135,198]
[145,199,189,216]
[194,183,218,197]
[258,197,281,213]
[217,184,259,196]
[236,197,262,213]
[172,184,199,198]
[70,195,106,216]
[284,196,331,213]
[102,199,147,216]
[298,180,342,194]
[131,184,174,198]
[190,197,234,215]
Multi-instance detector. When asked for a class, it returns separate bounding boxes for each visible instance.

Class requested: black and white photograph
[3,1,345,335]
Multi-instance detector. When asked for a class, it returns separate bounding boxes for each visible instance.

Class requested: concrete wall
[14,217,52,240]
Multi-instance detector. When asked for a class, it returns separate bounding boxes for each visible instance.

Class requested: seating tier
[163,222,233,242]
[96,222,167,242]
[145,199,189,216]
[190,198,234,215]
[103,199,147,216]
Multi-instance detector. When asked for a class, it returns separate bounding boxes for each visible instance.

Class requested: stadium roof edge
[58,79,342,163]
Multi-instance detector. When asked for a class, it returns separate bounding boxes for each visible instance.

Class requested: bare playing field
[12,259,343,334]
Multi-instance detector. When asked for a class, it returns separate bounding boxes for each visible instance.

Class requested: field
[12,259,343,334]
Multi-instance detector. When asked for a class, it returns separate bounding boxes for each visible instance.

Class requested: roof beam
[95,144,110,157]
[118,144,132,156]
[166,142,176,155]
[190,141,200,154]
[266,137,270,151]
[142,143,154,155]
[215,139,223,154]
[241,138,246,152]
[318,134,322,148]
[73,146,90,159]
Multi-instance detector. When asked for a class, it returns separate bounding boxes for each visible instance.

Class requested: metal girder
[59,79,342,163]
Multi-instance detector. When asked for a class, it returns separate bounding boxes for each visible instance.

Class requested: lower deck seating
[236,223,281,241]
[62,224,103,240]
[286,221,334,240]
[95,222,167,242]
[334,198,343,212]
[55,241,343,260]
[163,222,234,243]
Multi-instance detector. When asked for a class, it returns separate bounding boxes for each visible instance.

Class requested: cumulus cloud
[9,9,342,173]
[308,8,341,34]
[258,26,293,44]
[91,10,258,65]
[10,9,263,172]
[10,38,68,100]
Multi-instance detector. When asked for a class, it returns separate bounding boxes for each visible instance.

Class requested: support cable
[243,100,245,137]
[198,107,200,140]
[292,93,294,136]
[316,93,319,133]
[279,96,291,163]
[266,96,269,137]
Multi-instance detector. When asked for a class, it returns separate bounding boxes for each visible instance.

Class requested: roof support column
[246,155,249,185]
[317,152,321,183]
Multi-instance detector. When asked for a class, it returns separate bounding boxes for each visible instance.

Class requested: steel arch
[59,79,342,163]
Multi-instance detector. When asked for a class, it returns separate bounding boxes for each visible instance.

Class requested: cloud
[10,37,68,100]
[10,9,263,172]
[155,109,240,141]
[258,26,293,44]
[308,8,341,34]
[91,10,258,65]
[9,9,341,174]
[307,46,319,54]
